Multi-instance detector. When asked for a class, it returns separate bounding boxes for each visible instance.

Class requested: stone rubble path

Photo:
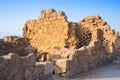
[53,59,120,80]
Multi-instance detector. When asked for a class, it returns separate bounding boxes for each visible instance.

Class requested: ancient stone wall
[0,36,54,80]
[55,40,115,78]
[23,9,119,56]
[0,36,39,57]
[23,9,69,55]
[54,15,120,77]
[0,53,54,80]
[78,16,119,53]
[0,9,120,79]
[22,9,120,77]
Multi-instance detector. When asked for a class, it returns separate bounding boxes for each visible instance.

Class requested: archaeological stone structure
[23,9,120,58]
[0,9,120,80]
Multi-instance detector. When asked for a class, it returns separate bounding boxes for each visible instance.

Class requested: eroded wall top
[23,9,120,55]
[23,9,69,54]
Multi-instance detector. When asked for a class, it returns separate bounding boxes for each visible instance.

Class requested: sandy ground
[53,59,120,80]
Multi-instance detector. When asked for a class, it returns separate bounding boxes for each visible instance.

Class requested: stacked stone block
[23,9,69,55]
[22,9,120,78]
[55,40,115,78]
[0,36,32,56]
[0,53,54,80]
[78,15,119,52]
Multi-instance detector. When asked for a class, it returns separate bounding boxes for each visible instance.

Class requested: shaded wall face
[76,26,92,48]
[65,23,92,49]
[0,36,29,56]
[23,9,69,54]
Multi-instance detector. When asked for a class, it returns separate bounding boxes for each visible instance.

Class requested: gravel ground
[53,59,120,80]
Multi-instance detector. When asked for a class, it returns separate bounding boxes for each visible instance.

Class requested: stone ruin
[0,36,54,80]
[0,9,120,80]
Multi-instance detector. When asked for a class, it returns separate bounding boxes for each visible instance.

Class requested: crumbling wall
[23,9,69,55]
[0,36,32,56]
[22,9,120,77]
[1,9,118,79]
[78,16,119,53]
[65,22,79,48]
[0,36,54,80]
[55,40,115,78]
[76,25,92,48]
[23,10,119,56]
[0,53,54,80]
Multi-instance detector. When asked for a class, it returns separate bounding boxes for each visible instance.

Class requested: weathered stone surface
[33,62,44,76]
[21,53,36,67]
[25,69,32,80]
[0,53,24,80]
[0,53,54,80]
[0,9,120,79]
[55,59,72,75]
[6,53,21,76]
[33,61,54,80]
[24,45,37,55]
[23,9,120,60]
[43,61,54,75]
[22,8,120,78]
[23,9,69,56]
[0,56,8,71]
[0,36,30,56]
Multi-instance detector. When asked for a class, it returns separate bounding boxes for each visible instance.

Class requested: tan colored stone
[6,53,21,76]
[22,8,120,78]
[55,59,72,74]
[1,9,120,79]
[23,9,69,56]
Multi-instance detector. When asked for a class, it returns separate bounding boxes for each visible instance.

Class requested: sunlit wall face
[0,0,120,38]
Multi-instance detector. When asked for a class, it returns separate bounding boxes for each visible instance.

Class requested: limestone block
[33,61,54,80]
[43,61,54,75]
[6,53,21,76]
[74,47,88,56]
[55,59,72,74]
[33,62,44,76]
[0,53,26,80]
[21,53,36,67]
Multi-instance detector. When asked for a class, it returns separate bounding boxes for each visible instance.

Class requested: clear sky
[0,0,120,38]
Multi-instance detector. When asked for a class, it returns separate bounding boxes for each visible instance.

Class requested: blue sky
[0,0,120,38]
